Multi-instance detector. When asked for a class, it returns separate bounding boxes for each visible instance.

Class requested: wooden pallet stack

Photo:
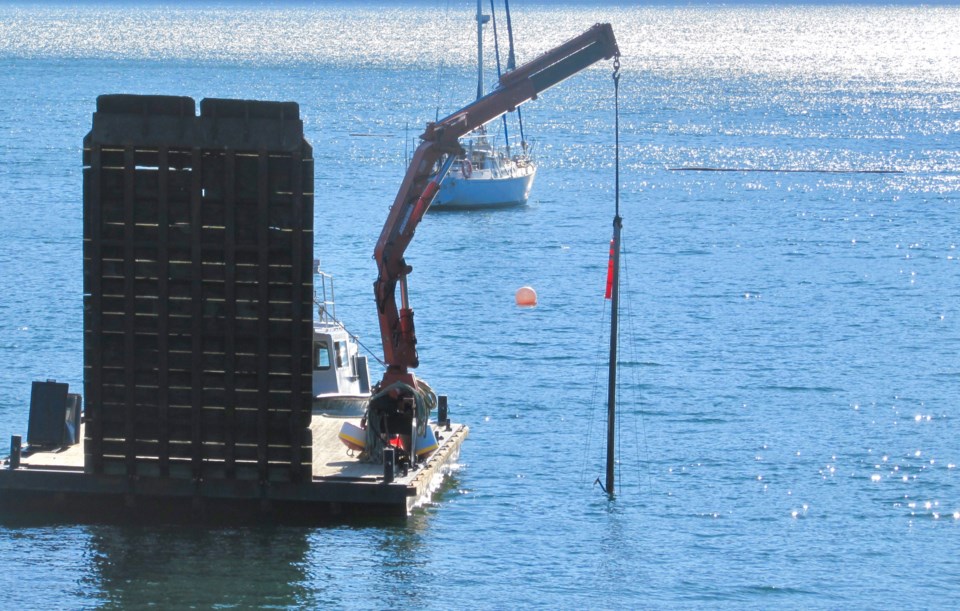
[82,94,314,483]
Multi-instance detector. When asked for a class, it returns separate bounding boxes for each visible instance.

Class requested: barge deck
[1,414,467,522]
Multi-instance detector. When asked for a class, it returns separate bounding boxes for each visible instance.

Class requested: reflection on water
[0,517,440,608]
[89,525,311,608]
[0,4,958,84]
[83,508,455,608]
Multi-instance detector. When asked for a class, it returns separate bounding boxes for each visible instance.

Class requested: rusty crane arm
[373,23,619,391]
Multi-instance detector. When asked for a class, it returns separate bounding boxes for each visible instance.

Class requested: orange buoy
[515,286,538,307]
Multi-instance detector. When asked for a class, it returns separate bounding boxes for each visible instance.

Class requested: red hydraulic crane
[374,22,619,387]
[369,23,619,462]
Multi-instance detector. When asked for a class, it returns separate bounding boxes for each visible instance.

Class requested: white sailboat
[431,0,536,210]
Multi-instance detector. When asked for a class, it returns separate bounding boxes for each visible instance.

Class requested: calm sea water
[1,1,959,608]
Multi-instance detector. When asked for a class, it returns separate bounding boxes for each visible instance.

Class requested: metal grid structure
[82,94,314,483]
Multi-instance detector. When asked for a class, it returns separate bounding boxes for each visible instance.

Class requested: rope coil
[363,379,437,463]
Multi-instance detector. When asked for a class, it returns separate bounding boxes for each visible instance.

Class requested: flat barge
[0,24,620,523]
[1,409,467,522]
[0,95,467,522]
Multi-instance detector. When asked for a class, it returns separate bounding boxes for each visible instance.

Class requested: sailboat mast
[606,213,622,495]
[503,0,517,71]
[476,0,484,100]
[502,0,526,147]
[489,0,511,155]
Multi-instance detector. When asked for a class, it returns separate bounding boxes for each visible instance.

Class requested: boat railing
[458,132,534,158]
[314,261,337,323]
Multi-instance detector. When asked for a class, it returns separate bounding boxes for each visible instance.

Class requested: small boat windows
[334,341,346,368]
[314,341,331,370]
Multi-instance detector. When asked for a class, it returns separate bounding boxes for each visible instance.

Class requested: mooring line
[669,167,903,174]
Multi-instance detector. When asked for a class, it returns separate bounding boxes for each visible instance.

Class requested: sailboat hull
[432,165,536,209]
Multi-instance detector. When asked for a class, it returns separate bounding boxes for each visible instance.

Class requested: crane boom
[373,23,619,391]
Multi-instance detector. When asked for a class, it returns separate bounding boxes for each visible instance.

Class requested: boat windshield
[314,341,332,370]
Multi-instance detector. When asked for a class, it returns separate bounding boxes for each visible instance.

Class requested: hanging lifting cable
[618,239,654,494]
[614,55,621,218]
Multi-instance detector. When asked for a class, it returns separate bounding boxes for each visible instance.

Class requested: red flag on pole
[604,238,614,299]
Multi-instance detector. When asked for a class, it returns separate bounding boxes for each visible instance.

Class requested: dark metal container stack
[82,95,314,484]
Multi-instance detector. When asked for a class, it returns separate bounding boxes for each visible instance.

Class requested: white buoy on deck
[415,425,439,458]
[338,421,366,452]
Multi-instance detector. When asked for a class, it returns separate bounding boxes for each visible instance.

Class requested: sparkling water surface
[1,2,959,608]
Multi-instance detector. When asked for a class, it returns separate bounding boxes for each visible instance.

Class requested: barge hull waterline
[0,424,467,524]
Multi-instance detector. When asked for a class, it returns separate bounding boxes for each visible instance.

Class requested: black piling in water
[9,436,21,470]
[438,395,450,431]
[383,447,395,484]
